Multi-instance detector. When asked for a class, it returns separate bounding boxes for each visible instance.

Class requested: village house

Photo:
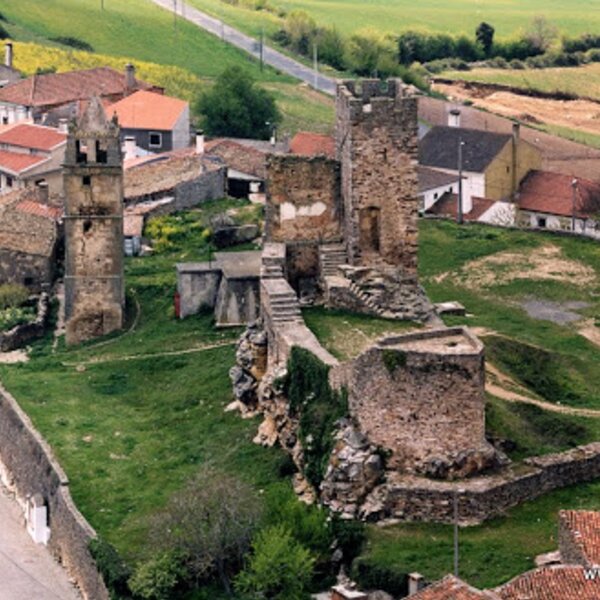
[516,170,600,238]
[107,89,190,154]
[0,64,156,125]
[289,131,335,157]
[0,123,67,197]
[417,165,460,213]
[0,187,62,291]
[419,112,541,212]
[0,42,20,88]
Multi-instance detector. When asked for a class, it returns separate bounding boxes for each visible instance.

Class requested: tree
[148,466,263,594]
[476,22,495,57]
[525,16,558,53]
[197,66,281,140]
[235,525,315,600]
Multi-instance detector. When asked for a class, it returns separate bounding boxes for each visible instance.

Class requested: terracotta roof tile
[518,170,600,219]
[0,150,48,174]
[205,139,267,179]
[107,90,188,131]
[0,67,152,108]
[289,131,335,158]
[15,199,62,221]
[412,575,499,599]
[0,123,66,151]
[426,193,496,221]
[560,510,600,567]
[497,566,600,600]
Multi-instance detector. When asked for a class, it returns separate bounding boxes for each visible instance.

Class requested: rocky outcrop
[422,446,509,480]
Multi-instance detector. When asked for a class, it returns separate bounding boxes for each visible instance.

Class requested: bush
[235,525,315,600]
[317,26,347,70]
[0,24,8,39]
[0,284,29,309]
[50,36,94,52]
[197,66,281,140]
[509,59,525,70]
[285,347,348,487]
[89,537,131,599]
[330,517,366,565]
[586,48,600,62]
[129,552,185,600]
[352,558,407,597]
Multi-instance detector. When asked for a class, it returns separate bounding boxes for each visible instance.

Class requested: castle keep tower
[64,97,124,345]
[335,79,419,276]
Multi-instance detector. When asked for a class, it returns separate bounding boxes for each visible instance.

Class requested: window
[96,140,108,164]
[537,216,547,228]
[76,140,87,164]
[82,175,91,186]
[6,176,12,188]
[149,132,163,148]
[83,220,92,233]
[434,192,438,200]
[506,166,510,174]
[1,117,7,125]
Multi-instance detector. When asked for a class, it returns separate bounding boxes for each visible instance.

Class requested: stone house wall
[0,249,55,292]
[173,166,225,211]
[0,385,109,600]
[335,79,419,276]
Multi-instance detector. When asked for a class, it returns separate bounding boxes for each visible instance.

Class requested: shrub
[352,558,407,597]
[0,24,8,39]
[0,283,29,309]
[317,26,347,70]
[330,517,366,565]
[129,552,185,600]
[509,59,525,70]
[235,525,315,600]
[587,48,600,62]
[285,347,348,487]
[50,36,94,52]
[89,537,131,599]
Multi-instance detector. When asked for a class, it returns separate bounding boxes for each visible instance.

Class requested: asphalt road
[0,487,80,600]
[150,0,337,95]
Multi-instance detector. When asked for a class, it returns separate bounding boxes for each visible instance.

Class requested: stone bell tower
[64,97,124,345]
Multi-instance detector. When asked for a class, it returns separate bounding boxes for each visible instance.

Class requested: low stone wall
[362,443,600,525]
[0,293,50,352]
[0,385,109,600]
[174,167,226,211]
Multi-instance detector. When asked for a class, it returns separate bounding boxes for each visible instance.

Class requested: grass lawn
[188,0,600,39]
[0,0,335,134]
[442,63,600,102]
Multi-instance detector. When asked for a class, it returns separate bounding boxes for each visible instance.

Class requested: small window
[149,132,162,148]
[23,277,33,286]
[434,192,438,200]
[1,117,7,125]
[538,217,547,228]
[82,175,91,186]
[83,220,92,233]
[6,176,12,188]
[506,166,510,174]
[96,140,108,164]
[76,140,87,164]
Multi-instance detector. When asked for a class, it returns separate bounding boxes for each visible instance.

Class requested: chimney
[125,63,136,92]
[448,108,461,128]
[58,118,69,134]
[511,122,520,199]
[5,42,13,69]
[195,130,205,155]
[124,136,137,161]
[36,181,49,205]
[408,573,426,596]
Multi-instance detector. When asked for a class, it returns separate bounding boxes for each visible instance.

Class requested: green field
[188,0,600,39]
[443,62,600,102]
[0,0,335,133]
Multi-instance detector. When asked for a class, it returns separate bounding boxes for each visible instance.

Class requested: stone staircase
[319,243,347,278]
[264,281,303,324]
[261,263,284,279]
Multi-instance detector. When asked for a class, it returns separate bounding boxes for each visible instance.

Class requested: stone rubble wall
[0,293,50,352]
[0,384,109,600]
[361,443,600,525]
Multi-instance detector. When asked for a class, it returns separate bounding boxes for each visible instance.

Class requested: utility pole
[571,178,578,232]
[453,489,460,577]
[457,139,465,225]
[313,42,318,91]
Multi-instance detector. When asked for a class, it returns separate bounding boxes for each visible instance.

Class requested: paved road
[0,487,80,600]
[150,0,337,95]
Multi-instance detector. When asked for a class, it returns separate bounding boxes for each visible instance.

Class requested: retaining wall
[0,385,109,600]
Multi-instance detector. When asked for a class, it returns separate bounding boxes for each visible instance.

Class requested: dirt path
[62,340,236,367]
[486,362,600,418]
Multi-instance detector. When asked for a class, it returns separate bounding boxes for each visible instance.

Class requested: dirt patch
[520,299,590,324]
[579,318,600,348]
[434,81,600,138]
[435,244,596,290]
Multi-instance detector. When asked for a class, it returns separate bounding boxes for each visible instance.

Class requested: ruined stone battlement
[336,79,416,120]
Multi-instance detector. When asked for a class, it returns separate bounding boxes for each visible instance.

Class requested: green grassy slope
[188,0,599,39]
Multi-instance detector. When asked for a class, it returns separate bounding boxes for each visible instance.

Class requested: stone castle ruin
[64,98,124,345]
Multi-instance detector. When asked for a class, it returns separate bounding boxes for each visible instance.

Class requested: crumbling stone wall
[172,167,226,211]
[0,385,109,599]
[333,327,500,479]
[265,154,341,244]
[0,293,50,351]
[335,79,419,275]
[0,249,55,292]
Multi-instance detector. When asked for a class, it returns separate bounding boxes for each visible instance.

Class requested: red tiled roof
[0,123,66,151]
[560,510,600,567]
[518,170,600,219]
[426,193,496,221]
[0,150,48,174]
[0,67,152,108]
[289,131,335,158]
[412,575,499,599]
[497,566,600,600]
[15,199,62,221]
[107,90,188,131]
